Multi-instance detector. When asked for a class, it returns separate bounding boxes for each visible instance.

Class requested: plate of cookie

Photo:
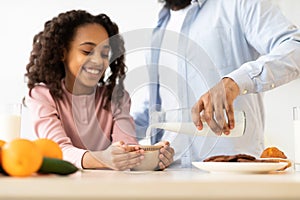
[192,160,289,174]
[193,149,291,174]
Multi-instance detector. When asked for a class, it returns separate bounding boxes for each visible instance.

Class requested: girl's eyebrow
[103,45,111,50]
[79,42,96,46]
[80,42,110,49]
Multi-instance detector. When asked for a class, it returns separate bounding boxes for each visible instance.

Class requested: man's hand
[191,78,240,135]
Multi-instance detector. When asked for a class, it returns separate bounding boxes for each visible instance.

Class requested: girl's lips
[82,67,102,75]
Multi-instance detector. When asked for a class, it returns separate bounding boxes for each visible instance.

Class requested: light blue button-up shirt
[132,0,300,165]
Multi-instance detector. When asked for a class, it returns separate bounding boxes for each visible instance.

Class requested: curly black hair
[25,10,126,109]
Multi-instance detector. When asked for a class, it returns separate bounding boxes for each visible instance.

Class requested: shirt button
[271,84,275,88]
[288,25,297,30]
[242,89,248,94]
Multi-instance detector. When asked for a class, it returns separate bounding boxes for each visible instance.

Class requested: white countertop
[0,167,299,200]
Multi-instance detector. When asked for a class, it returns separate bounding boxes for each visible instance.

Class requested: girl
[26,10,174,170]
[25,10,174,170]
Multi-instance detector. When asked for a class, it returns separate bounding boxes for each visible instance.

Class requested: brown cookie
[204,154,256,162]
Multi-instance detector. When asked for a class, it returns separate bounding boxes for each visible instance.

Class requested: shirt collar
[157,0,207,28]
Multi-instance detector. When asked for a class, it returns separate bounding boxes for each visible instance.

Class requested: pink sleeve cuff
[62,146,88,169]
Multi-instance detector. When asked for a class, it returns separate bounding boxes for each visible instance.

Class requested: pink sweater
[26,81,137,168]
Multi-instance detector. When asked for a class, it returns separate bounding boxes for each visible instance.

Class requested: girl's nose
[89,54,103,65]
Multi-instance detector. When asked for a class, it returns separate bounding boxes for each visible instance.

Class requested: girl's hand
[93,141,144,170]
[155,141,174,170]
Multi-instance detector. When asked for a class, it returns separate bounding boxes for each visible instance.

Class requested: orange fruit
[34,138,63,159]
[0,140,6,146]
[0,139,6,166]
[2,138,43,177]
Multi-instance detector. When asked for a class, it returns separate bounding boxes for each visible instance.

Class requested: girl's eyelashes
[81,49,110,59]
[102,49,112,59]
[82,50,92,55]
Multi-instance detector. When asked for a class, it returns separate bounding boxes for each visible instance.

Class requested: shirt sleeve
[111,90,138,145]
[26,85,87,169]
[225,0,300,95]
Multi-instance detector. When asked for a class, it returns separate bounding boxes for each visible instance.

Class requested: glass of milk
[147,107,246,138]
[0,103,22,142]
[293,106,300,171]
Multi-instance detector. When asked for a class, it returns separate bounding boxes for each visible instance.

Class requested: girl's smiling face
[63,23,110,95]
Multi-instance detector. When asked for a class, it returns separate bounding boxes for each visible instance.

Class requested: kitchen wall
[0,0,299,158]
[265,0,300,158]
